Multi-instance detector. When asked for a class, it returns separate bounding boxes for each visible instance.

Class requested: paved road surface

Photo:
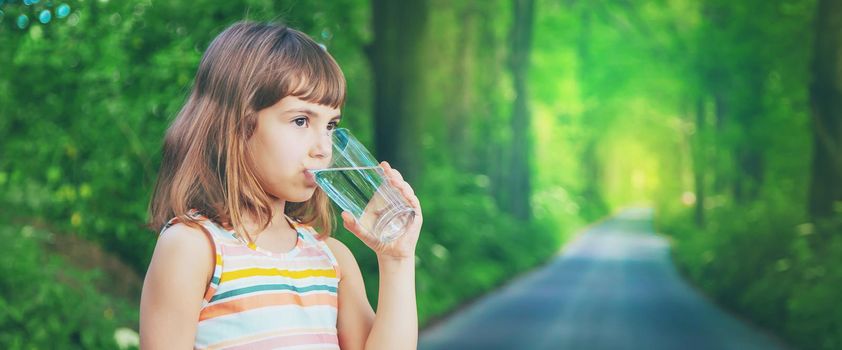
[419,208,787,350]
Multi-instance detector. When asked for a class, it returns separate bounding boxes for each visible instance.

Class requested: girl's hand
[340,161,422,261]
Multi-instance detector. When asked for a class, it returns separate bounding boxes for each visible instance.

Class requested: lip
[303,169,317,186]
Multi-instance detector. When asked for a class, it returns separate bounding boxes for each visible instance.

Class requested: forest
[0,0,839,349]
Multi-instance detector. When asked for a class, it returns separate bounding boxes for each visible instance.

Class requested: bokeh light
[56,3,71,18]
[38,9,51,24]
[16,14,29,29]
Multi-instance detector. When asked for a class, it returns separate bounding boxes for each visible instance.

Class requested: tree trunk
[581,140,607,220]
[734,74,765,204]
[712,92,728,195]
[447,3,477,171]
[475,1,511,208]
[693,97,706,228]
[808,0,842,220]
[506,0,536,220]
[367,0,429,182]
[573,5,608,221]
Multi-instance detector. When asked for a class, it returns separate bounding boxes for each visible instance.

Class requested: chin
[288,188,317,203]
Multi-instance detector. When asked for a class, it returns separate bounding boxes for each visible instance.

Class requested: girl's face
[248,96,341,203]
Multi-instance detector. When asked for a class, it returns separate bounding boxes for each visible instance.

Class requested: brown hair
[148,21,345,241]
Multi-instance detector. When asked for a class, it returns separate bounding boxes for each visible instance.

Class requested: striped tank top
[160,210,341,349]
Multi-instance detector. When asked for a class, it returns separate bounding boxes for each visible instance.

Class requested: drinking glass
[309,128,416,243]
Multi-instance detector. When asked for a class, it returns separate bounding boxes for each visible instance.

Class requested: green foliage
[541,0,839,348]
[12,0,834,346]
[1,0,575,344]
[0,0,371,275]
[0,223,138,349]
[659,203,842,350]
[786,218,842,350]
[642,0,842,348]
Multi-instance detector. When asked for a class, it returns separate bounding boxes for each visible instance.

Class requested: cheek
[253,131,304,178]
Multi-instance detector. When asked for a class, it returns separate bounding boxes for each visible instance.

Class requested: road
[419,208,788,350]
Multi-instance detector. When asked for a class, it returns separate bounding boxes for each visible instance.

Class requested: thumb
[341,211,379,248]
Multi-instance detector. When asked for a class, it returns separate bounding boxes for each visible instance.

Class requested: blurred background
[1,0,840,349]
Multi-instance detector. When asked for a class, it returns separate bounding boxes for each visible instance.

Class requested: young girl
[139,21,422,349]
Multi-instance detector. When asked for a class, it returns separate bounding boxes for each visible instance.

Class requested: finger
[386,177,412,198]
[386,175,408,190]
[385,176,416,202]
[395,185,419,209]
[381,162,416,203]
[391,168,405,182]
[398,183,416,202]
[387,170,401,184]
[382,162,404,182]
[384,168,408,193]
[381,165,410,191]
[341,211,358,232]
[402,182,416,197]
[409,195,421,209]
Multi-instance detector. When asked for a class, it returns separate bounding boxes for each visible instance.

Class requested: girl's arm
[139,223,214,349]
[329,161,422,350]
[326,239,418,350]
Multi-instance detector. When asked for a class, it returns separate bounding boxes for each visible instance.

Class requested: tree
[808,0,842,220]
[367,0,429,182]
[504,0,536,220]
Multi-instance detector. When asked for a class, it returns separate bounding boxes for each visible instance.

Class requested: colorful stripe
[203,328,337,350]
[225,332,339,350]
[219,267,337,284]
[197,307,337,346]
[210,283,338,303]
[159,211,341,349]
[200,292,339,320]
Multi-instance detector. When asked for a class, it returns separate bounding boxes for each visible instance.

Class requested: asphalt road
[419,208,788,350]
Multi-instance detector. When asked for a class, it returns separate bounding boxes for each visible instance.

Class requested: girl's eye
[293,117,309,127]
[327,121,339,130]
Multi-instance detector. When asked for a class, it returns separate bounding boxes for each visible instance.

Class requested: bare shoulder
[324,236,356,266]
[148,222,215,283]
[156,223,214,260]
[140,222,214,348]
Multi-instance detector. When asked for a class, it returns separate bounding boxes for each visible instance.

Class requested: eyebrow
[287,108,342,121]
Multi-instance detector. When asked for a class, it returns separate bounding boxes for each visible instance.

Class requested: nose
[310,129,332,160]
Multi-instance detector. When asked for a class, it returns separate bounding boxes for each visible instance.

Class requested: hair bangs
[259,30,346,110]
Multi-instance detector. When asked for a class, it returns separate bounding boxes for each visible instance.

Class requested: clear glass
[309,128,415,243]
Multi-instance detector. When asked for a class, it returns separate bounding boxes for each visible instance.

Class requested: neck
[268,198,287,222]
[239,198,291,238]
